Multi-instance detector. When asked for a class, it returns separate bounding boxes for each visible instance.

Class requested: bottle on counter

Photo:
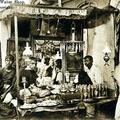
[94,85,99,98]
[83,85,88,99]
[87,85,91,99]
[79,85,84,100]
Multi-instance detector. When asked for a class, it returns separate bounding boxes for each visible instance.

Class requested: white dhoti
[3,85,12,103]
[3,92,13,103]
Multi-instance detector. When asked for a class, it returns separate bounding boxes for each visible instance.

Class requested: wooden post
[14,15,19,104]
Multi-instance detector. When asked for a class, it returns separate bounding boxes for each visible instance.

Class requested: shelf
[32,35,65,41]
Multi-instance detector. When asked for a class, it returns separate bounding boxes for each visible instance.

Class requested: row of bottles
[60,83,108,100]
[78,84,108,100]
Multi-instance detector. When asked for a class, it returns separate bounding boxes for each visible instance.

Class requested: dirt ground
[0,101,116,120]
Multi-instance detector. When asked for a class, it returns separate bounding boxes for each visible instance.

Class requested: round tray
[36,100,60,107]
[20,103,37,109]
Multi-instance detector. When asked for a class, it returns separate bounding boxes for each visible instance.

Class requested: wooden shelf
[32,35,65,41]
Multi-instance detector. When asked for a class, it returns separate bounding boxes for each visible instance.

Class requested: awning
[0,4,90,20]
[0,4,117,21]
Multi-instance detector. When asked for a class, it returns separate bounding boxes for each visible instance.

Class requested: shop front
[0,3,118,118]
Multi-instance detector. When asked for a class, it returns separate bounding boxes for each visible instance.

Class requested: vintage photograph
[0,0,119,120]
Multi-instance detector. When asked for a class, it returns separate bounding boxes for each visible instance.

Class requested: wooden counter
[83,97,117,118]
[18,97,117,117]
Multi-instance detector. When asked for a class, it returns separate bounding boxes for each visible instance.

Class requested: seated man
[19,57,38,88]
[0,54,16,102]
[19,57,38,103]
[83,55,103,85]
[38,56,50,79]
[53,59,63,84]
[0,54,16,117]
[37,57,53,87]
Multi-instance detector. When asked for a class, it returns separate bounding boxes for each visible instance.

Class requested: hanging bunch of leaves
[38,41,56,56]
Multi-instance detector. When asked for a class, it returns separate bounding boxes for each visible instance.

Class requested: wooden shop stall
[0,4,118,118]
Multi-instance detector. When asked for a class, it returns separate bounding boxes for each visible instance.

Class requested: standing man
[113,64,120,120]
[83,55,103,85]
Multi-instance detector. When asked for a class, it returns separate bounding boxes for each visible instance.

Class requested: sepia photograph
[0,0,119,119]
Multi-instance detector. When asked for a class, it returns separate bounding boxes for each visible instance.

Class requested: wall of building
[0,20,11,67]
[87,14,115,89]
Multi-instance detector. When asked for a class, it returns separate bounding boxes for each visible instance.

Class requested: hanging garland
[35,40,60,56]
